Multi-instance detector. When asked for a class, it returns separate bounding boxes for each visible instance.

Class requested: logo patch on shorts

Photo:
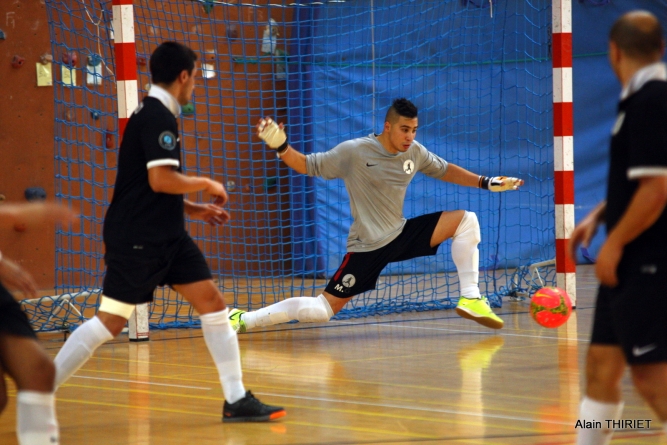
[159,131,177,150]
[403,160,414,174]
[341,274,356,288]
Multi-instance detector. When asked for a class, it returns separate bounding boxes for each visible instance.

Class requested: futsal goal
[25,0,573,336]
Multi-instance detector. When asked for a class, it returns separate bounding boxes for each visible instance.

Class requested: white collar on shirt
[620,62,667,100]
[148,84,181,117]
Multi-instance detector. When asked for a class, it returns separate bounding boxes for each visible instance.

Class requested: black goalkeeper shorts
[325,212,442,298]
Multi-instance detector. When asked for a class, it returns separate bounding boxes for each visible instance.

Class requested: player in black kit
[52,42,285,423]
[569,11,667,445]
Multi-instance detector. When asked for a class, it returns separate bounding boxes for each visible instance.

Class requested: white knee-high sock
[200,309,246,404]
[451,211,482,299]
[242,294,334,330]
[16,391,59,445]
[54,316,114,388]
[576,397,624,445]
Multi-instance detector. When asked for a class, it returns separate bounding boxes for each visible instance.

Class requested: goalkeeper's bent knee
[453,211,481,244]
[297,294,334,323]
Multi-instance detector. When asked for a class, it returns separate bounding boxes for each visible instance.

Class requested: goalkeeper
[231,98,523,332]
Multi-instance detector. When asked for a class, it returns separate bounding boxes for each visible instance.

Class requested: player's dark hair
[385,98,418,123]
[150,41,198,85]
[610,11,664,61]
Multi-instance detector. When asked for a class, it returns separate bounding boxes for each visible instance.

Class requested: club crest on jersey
[403,160,415,174]
[159,131,177,150]
[612,112,625,135]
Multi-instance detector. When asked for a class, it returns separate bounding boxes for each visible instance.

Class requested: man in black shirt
[569,11,667,444]
[0,202,76,445]
[53,42,285,423]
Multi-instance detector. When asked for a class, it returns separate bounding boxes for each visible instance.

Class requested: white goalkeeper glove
[478,176,524,192]
[257,118,289,154]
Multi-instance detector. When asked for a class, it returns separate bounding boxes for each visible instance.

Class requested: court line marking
[57,382,552,434]
[65,368,577,422]
[51,395,444,439]
[65,343,592,409]
[254,392,573,426]
[71,375,212,390]
[71,360,578,406]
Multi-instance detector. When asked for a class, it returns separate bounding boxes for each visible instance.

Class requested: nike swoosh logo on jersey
[366,163,378,167]
[632,344,657,357]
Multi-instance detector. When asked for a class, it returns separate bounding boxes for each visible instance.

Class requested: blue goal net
[29,0,555,332]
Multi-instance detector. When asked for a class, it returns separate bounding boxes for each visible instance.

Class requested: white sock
[16,391,59,445]
[451,211,482,299]
[576,397,624,445]
[242,294,334,330]
[54,316,114,388]
[200,309,246,404]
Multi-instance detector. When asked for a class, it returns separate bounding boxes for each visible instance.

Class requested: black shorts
[0,283,37,339]
[325,212,442,298]
[103,234,212,304]
[591,262,667,364]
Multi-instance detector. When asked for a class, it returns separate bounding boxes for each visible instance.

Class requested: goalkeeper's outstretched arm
[256,117,307,174]
[441,163,524,191]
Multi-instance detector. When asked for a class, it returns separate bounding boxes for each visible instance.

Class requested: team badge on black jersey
[159,131,177,150]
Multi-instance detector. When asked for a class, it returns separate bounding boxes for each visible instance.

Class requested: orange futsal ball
[530,287,572,328]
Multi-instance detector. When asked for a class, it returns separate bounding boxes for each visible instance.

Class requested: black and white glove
[257,118,289,155]
[478,176,524,192]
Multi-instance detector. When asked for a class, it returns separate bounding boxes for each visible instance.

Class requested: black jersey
[607,79,667,271]
[103,96,185,247]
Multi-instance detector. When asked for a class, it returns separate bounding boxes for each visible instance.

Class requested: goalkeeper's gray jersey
[306,134,448,252]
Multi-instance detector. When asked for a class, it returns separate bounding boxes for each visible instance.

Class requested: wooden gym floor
[1,265,665,445]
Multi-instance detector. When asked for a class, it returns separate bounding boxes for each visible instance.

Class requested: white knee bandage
[297,294,334,323]
[453,211,481,244]
[98,296,136,319]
